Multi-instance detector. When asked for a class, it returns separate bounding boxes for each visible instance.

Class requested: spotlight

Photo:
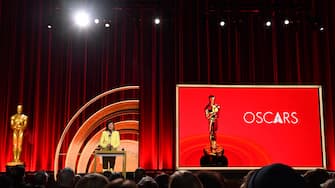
[73,10,90,27]
[94,19,100,24]
[319,26,324,31]
[219,20,225,27]
[105,23,110,28]
[284,19,290,25]
[265,20,271,27]
[154,18,160,25]
[47,24,52,29]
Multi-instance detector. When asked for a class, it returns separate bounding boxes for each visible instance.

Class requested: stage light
[94,19,100,24]
[219,20,225,27]
[265,20,271,27]
[73,10,90,27]
[284,19,290,25]
[154,18,160,25]
[47,24,52,29]
[105,23,110,28]
[320,26,324,31]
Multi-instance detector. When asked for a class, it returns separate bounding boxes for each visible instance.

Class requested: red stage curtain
[0,0,334,172]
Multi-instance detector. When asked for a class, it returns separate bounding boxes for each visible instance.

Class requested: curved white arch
[54,86,139,179]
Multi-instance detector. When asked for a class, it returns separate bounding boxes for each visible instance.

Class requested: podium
[93,150,127,177]
[200,146,228,167]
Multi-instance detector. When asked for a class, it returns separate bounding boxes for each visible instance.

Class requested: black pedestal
[200,146,228,167]
[6,164,25,177]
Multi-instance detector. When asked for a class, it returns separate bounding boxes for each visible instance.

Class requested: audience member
[104,178,124,188]
[57,168,75,188]
[240,170,256,188]
[32,170,49,188]
[74,173,109,188]
[247,163,306,188]
[104,178,136,188]
[0,174,12,188]
[103,171,124,182]
[169,171,203,188]
[137,176,158,188]
[121,180,137,188]
[155,173,169,188]
[8,164,332,188]
[195,171,226,188]
[134,167,146,183]
[73,174,81,187]
[322,179,335,188]
[303,168,329,188]
[102,171,113,182]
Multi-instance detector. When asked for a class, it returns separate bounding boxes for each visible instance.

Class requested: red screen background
[177,85,325,168]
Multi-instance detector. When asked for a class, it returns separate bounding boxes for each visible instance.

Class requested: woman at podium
[99,121,120,172]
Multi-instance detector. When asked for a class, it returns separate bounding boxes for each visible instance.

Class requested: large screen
[176,85,326,170]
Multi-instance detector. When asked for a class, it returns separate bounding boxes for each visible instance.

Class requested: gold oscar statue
[201,95,228,167]
[204,95,224,156]
[7,105,28,166]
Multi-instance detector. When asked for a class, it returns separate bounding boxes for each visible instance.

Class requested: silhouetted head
[103,171,124,182]
[322,178,335,188]
[75,173,108,188]
[155,173,169,188]
[138,176,158,188]
[104,178,136,188]
[33,170,49,186]
[134,167,146,183]
[240,170,256,188]
[303,168,329,188]
[0,175,12,187]
[169,171,203,188]
[195,171,225,188]
[247,163,306,188]
[57,167,75,188]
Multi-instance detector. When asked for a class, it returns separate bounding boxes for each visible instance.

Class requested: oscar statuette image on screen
[176,85,326,170]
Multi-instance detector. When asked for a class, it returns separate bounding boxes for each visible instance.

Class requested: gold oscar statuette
[7,105,28,166]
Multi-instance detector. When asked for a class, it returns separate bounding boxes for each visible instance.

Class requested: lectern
[94,150,127,177]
